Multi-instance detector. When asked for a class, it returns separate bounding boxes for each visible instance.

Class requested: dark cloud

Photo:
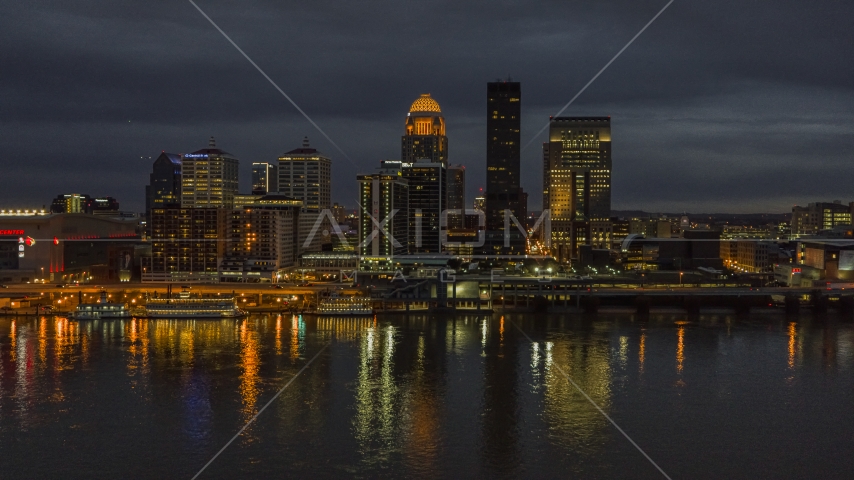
[2,0,852,213]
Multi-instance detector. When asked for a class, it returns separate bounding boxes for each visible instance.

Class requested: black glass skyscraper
[484,81,526,255]
[145,152,182,214]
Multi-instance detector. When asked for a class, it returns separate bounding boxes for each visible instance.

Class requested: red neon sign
[0,229,25,236]
[792,268,801,273]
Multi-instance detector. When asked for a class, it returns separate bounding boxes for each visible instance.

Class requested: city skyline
[3,1,852,214]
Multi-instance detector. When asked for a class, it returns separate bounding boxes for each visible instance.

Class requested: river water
[0,312,852,479]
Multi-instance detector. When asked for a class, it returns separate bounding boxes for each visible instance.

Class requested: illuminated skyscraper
[543,117,612,262]
[357,164,409,271]
[180,137,239,208]
[251,162,278,195]
[402,94,447,165]
[484,81,526,255]
[144,206,226,283]
[277,137,332,211]
[402,159,446,254]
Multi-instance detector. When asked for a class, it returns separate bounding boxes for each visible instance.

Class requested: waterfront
[1,313,853,479]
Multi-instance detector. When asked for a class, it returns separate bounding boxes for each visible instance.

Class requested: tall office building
[402,94,448,165]
[357,165,409,271]
[446,164,466,230]
[145,152,182,218]
[277,137,332,211]
[484,81,526,255]
[400,159,447,254]
[219,195,302,282]
[251,162,278,195]
[143,207,226,283]
[543,117,612,262]
[180,137,239,208]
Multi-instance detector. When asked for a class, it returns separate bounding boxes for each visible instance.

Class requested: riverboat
[317,293,373,316]
[144,289,246,318]
[72,291,131,320]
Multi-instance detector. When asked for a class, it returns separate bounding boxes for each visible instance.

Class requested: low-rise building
[0,213,139,283]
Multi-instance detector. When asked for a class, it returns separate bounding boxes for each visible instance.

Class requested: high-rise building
[402,159,446,254]
[484,81,526,256]
[251,162,279,195]
[145,152,182,216]
[446,164,466,230]
[357,166,409,271]
[219,195,302,282]
[277,137,332,211]
[402,94,448,165]
[143,207,226,283]
[543,117,612,262]
[180,137,239,208]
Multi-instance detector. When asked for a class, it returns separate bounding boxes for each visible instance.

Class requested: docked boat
[72,291,131,320]
[317,293,373,316]
[144,289,246,319]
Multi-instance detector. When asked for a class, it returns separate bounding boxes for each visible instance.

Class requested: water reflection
[0,313,853,478]
[788,322,797,370]
[639,330,646,374]
[676,324,686,375]
[238,319,261,420]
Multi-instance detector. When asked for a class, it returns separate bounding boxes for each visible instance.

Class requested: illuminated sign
[792,268,801,273]
[18,245,25,252]
[24,236,35,246]
[184,154,209,158]
[18,252,24,258]
[54,236,59,245]
[0,229,25,236]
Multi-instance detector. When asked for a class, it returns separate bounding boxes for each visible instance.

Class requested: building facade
[402,94,447,165]
[357,168,409,271]
[277,137,332,211]
[484,81,527,256]
[145,152,182,216]
[791,201,852,236]
[402,159,446,254]
[180,137,239,208]
[219,195,301,282]
[446,164,466,230]
[144,207,225,283]
[0,213,139,283]
[251,162,279,195]
[50,194,120,215]
[544,117,612,262]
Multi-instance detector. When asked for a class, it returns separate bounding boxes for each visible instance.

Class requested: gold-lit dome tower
[409,94,442,114]
[402,93,447,164]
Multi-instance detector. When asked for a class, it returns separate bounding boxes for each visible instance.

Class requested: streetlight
[680,271,683,286]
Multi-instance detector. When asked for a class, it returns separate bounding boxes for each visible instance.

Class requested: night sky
[3,0,852,214]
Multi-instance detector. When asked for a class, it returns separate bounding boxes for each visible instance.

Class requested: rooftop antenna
[209,136,216,147]
[302,136,310,147]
